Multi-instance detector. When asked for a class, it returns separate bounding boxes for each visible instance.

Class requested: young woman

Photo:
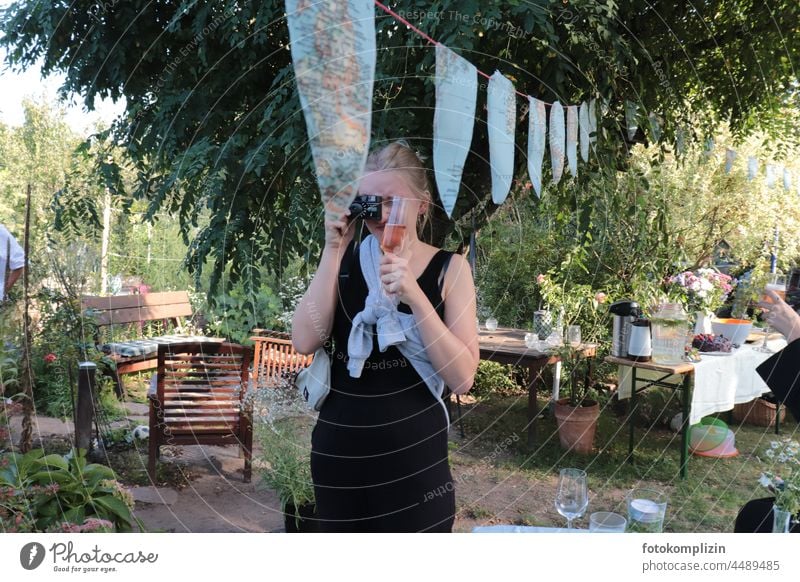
[292,141,479,532]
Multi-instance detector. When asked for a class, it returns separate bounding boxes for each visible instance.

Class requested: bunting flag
[748,156,758,181]
[625,101,638,141]
[766,163,776,188]
[784,168,793,191]
[725,149,736,174]
[487,71,516,205]
[588,99,598,149]
[285,0,376,220]
[579,102,590,162]
[527,97,546,198]
[433,44,478,217]
[566,105,578,177]
[549,101,565,185]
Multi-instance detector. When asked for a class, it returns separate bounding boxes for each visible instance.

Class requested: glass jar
[650,303,688,365]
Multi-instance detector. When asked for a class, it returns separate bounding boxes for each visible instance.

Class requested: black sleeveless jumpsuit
[310,241,455,532]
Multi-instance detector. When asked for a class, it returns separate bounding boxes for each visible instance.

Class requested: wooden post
[75,362,97,453]
[100,189,112,294]
[19,184,34,452]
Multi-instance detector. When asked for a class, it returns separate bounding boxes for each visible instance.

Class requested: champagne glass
[555,468,588,529]
[757,273,787,353]
[380,196,408,253]
[567,325,582,347]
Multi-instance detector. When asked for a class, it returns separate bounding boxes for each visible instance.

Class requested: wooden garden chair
[250,329,314,388]
[148,341,253,483]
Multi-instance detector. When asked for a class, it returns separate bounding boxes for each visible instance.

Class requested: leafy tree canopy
[1,0,798,291]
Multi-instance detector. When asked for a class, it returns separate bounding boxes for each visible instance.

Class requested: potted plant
[552,344,600,454]
[255,417,318,532]
[249,378,318,533]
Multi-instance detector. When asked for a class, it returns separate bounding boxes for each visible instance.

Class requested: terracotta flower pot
[553,398,600,454]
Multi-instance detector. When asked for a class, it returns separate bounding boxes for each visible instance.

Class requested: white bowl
[711,319,753,347]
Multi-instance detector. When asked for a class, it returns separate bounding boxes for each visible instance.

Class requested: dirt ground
[7,403,590,533]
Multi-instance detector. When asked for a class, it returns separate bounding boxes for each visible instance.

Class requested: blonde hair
[364,140,433,230]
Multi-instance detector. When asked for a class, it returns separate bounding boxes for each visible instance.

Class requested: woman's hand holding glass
[757,288,800,345]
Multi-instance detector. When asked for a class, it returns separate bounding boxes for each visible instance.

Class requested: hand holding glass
[757,274,787,354]
[381,197,408,253]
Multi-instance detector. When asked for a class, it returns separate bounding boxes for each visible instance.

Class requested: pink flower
[44,353,57,364]
[594,292,607,304]
[536,274,546,284]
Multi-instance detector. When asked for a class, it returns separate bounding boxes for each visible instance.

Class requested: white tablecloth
[617,339,787,425]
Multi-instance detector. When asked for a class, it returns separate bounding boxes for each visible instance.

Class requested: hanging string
[373,0,547,105]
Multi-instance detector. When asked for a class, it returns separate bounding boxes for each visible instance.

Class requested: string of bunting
[373,0,597,211]
[375,1,800,213]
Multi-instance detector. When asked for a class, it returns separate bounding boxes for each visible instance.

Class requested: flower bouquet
[667,268,735,334]
[759,438,800,531]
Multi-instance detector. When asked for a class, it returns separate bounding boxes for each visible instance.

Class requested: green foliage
[472,361,520,400]
[30,288,115,419]
[0,448,139,532]
[4,1,799,291]
[255,418,315,521]
[203,282,283,344]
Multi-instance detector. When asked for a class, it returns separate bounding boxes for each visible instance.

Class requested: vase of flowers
[667,269,736,334]
[759,438,800,533]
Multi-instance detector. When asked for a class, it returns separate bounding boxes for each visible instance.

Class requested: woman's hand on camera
[758,288,800,343]
[380,251,423,307]
[324,209,355,250]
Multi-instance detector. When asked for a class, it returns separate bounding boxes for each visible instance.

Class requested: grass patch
[452,391,798,532]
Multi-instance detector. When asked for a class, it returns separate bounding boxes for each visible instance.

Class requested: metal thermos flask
[609,300,640,358]
[627,319,652,362]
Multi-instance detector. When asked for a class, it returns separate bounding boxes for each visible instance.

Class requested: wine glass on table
[555,468,588,529]
[757,273,787,353]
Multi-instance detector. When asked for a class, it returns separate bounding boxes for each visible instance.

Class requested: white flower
[771,441,781,449]
[760,474,773,488]
[778,453,789,463]
[766,449,775,458]
[700,279,713,291]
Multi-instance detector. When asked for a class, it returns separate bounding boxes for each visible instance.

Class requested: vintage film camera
[348,195,383,221]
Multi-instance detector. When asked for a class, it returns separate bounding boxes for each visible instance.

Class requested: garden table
[606,337,787,480]
[478,327,597,447]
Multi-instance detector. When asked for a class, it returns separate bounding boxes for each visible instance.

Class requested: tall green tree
[2,1,797,291]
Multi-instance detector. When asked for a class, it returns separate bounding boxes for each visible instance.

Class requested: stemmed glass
[555,468,588,529]
[380,196,408,253]
[379,196,408,299]
[757,273,787,354]
[567,325,582,347]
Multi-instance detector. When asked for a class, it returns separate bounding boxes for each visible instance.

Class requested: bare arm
[4,267,23,297]
[405,254,479,394]
[291,212,355,354]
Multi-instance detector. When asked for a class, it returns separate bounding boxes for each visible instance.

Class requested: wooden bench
[81,291,221,396]
[148,341,253,482]
[250,329,314,388]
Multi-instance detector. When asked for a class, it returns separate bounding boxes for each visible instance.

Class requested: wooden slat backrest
[155,342,252,435]
[250,334,313,388]
[81,291,192,326]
